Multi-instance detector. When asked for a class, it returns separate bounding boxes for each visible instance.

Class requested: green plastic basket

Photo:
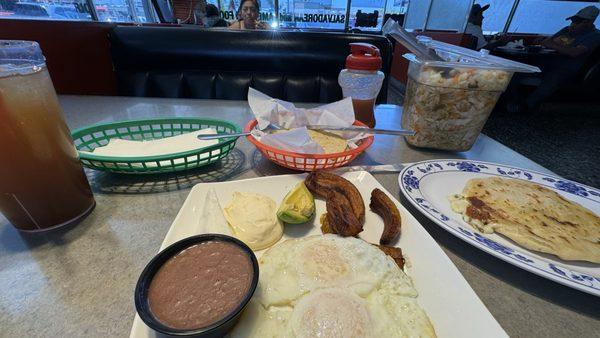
[71,117,240,174]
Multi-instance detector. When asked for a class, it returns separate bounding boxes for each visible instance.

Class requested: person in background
[203,4,228,27]
[172,0,206,24]
[513,5,600,112]
[228,0,268,30]
[465,4,511,50]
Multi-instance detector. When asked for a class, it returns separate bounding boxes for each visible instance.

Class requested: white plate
[130,171,507,338]
[399,160,600,296]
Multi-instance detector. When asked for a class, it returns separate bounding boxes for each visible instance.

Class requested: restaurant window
[260,0,275,25]
[508,1,599,35]
[424,0,471,32]
[0,0,93,21]
[385,0,408,15]
[207,0,221,13]
[381,0,407,27]
[90,0,154,22]
[131,0,155,22]
[219,0,276,25]
[348,0,385,31]
[94,0,134,21]
[404,0,471,32]
[474,0,516,35]
[403,0,430,30]
[219,0,235,21]
[279,0,347,30]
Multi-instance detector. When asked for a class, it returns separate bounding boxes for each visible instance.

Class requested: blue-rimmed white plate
[399,160,599,296]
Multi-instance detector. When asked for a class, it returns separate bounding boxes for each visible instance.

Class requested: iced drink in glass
[0,41,95,232]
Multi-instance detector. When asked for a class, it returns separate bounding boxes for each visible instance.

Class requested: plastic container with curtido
[401,40,540,151]
[338,43,385,128]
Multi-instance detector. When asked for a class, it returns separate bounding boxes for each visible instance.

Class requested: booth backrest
[109,26,392,103]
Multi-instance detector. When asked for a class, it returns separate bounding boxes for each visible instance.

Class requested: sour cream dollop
[224,192,283,251]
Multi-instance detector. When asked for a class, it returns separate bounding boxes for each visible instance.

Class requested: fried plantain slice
[320,213,334,234]
[375,244,405,270]
[305,171,365,223]
[370,188,401,245]
[325,191,363,236]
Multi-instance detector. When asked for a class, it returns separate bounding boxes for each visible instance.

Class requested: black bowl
[134,234,259,337]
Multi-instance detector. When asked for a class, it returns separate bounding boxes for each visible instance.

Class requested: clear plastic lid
[382,18,540,74]
[0,40,46,77]
[403,39,540,73]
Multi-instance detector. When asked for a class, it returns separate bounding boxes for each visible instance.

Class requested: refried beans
[148,240,253,330]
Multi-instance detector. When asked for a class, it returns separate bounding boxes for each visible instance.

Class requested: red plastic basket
[244,120,374,171]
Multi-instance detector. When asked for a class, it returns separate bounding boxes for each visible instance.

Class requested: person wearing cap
[519,5,600,111]
[540,6,599,59]
[465,4,511,50]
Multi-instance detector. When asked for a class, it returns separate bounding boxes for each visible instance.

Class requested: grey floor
[482,105,600,188]
[387,83,600,188]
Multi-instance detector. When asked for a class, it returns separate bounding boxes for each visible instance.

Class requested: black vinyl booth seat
[109,26,392,103]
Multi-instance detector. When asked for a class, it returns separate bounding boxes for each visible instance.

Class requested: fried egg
[288,288,374,338]
[231,235,436,338]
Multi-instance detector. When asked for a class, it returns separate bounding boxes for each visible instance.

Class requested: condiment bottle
[338,43,384,128]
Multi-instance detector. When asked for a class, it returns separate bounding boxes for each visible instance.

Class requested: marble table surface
[1,95,598,337]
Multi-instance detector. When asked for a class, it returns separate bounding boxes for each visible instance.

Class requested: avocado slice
[277,181,315,224]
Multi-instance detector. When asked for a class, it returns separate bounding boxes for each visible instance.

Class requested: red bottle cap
[345,43,382,71]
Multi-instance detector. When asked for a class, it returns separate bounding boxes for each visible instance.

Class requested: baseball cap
[566,5,599,21]
[470,4,490,18]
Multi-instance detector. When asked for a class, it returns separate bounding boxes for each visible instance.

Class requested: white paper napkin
[247,88,368,154]
[85,128,218,157]
[248,87,356,130]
